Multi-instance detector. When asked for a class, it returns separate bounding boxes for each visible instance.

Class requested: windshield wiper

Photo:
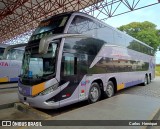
[42,73,55,80]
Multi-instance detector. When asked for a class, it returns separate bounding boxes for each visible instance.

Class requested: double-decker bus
[0,44,26,83]
[18,12,155,109]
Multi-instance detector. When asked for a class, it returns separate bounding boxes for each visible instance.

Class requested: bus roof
[34,11,154,50]
[0,44,9,48]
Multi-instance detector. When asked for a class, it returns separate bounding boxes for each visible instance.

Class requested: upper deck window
[68,15,98,34]
[68,15,113,44]
[30,15,70,41]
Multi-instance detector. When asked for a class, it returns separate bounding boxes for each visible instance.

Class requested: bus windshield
[6,48,24,60]
[29,15,69,41]
[20,40,59,85]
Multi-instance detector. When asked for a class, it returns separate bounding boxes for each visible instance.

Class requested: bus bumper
[18,92,60,109]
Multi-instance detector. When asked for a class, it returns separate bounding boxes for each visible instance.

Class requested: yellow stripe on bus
[32,82,45,96]
[117,83,125,91]
[0,77,9,82]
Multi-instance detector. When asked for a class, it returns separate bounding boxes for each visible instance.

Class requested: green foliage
[118,21,160,52]
[155,65,160,76]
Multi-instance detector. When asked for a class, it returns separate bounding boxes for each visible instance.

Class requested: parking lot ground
[0,77,160,129]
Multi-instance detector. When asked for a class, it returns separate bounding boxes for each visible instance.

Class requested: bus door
[59,53,81,106]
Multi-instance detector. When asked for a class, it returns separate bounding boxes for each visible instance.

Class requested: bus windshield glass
[20,40,59,84]
[6,48,24,60]
[29,15,69,41]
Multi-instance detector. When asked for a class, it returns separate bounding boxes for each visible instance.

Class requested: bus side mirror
[39,34,58,54]
[39,37,50,54]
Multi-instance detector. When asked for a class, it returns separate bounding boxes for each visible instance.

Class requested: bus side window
[62,56,77,76]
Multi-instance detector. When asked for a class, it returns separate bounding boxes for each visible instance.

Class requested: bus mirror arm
[39,34,88,54]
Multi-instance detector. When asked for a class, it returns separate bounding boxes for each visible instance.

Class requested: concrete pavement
[0,78,160,129]
[0,83,18,104]
[7,94,160,129]
[0,83,17,89]
[0,84,18,109]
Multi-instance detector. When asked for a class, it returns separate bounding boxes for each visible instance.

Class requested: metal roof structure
[0,0,160,44]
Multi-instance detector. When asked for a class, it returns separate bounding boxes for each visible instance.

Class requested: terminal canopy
[0,0,159,44]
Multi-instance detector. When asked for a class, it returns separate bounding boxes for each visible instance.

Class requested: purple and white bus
[18,12,155,109]
[0,44,26,83]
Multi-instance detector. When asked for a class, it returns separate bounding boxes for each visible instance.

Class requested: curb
[14,102,52,120]
[141,108,160,129]
[151,108,160,120]
[0,86,18,90]
[0,102,14,110]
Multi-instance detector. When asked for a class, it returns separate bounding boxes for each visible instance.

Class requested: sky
[99,1,160,64]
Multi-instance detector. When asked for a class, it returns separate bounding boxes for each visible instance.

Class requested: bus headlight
[39,83,58,96]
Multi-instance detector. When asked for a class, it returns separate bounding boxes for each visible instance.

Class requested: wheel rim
[106,84,113,97]
[148,76,151,83]
[90,87,99,102]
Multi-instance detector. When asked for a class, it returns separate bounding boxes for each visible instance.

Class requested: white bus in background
[0,44,8,59]
[0,43,26,83]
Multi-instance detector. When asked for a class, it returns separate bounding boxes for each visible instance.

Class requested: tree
[118,21,160,52]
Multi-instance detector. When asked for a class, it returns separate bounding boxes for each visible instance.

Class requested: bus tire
[88,82,101,104]
[143,75,148,86]
[104,81,114,98]
[148,75,151,84]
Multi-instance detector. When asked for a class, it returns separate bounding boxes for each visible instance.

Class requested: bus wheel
[143,75,148,86]
[104,81,114,98]
[88,82,101,104]
[148,75,151,84]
